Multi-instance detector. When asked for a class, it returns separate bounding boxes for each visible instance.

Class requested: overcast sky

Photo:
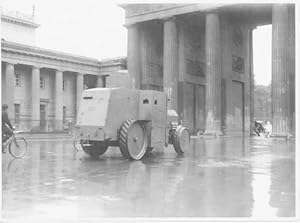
[1,0,271,85]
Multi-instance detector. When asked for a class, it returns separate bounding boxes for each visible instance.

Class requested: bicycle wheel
[9,137,27,159]
[73,137,83,151]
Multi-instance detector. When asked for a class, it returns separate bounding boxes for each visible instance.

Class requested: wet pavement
[1,136,295,221]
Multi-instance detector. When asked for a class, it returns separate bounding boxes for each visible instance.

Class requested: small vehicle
[74,88,190,160]
[2,130,27,159]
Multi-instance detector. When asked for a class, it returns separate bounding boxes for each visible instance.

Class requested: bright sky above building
[2,0,271,85]
[1,0,127,60]
[253,25,272,86]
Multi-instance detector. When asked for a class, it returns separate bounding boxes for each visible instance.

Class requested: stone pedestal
[127,24,140,89]
[5,63,15,121]
[76,73,84,121]
[163,17,178,112]
[204,13,222,135]
[31,66,40,129]
[55,70,64,130]
[271,4,290,136]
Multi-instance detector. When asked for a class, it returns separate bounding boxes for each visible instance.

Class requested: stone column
[127,24,141,89]
[249,28,255,135]
[55,70,64,130]
[76,72,84,121]
[163,17,178,112]
[204,12,222,135]
[288,5,295,135]
[96,76,105,88]
[271,4,290,136]
[31,66,40,129]
[5,62,15,120]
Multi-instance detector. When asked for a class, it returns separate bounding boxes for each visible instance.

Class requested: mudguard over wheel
[173,125,190,154]
[81,141,108,158]
[118,119,148,160]
[9,137,27,159]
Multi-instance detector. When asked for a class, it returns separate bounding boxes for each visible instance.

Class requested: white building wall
[2,20,36,45]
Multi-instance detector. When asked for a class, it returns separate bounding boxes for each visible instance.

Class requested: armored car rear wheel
[173,125,190,154]
[81,141,108,158]
[118,120,148,160]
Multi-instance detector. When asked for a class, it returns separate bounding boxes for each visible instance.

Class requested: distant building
[1,8,127,132]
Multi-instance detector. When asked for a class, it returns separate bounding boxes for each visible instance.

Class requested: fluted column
[163,17,178,112]
[31,66,40,129]
[249,29,255,135]
[271,4,290,136]
[204,12,222,135]
[55,70,64,130]
[76,72,84,121]
[288,5,295,135]
[5,62,15,120]
[127,24,141,89]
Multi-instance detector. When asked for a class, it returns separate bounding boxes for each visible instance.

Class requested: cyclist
[2,104,14,152]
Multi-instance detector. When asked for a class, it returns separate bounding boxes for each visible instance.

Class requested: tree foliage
[254,84,271,121]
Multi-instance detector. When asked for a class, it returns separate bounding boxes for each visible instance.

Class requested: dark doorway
[181,83,205,134]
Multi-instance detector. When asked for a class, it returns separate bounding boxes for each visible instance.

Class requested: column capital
[31,65,42,70]
[205,9,220,15]
[5,61,16,66]
[162,16,176,23]
[124,22,140,29]
[56,69,65,73]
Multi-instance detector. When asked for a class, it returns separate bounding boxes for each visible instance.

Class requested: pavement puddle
[101,195,122,201]
[197,159,247,168]
[59,178,75,183]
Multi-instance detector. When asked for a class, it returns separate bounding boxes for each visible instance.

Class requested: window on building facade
[14,104,20,124]
[40,76,45,89]
[15,74,21,86]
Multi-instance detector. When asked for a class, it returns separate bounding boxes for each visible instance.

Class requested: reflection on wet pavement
[2,136,295,220]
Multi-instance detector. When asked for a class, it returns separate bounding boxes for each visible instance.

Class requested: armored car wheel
[118,119,148,160]
[81,141,108,158]
[173,125,190,154]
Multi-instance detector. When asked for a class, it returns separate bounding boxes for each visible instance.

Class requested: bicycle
[2,131,27,159]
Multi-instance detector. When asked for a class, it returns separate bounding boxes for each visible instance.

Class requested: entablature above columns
[122,3,230,26]
[2,41,101,76]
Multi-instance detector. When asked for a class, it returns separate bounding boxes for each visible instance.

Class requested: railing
[12,118,76,133]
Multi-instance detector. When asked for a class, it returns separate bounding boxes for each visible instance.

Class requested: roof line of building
[1,14,39,28]
[1,40,126,67]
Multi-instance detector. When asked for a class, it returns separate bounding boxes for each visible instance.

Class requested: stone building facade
[121,3,295,136]
[1,9,126,132]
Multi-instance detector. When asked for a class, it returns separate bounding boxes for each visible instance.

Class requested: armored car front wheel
[81,141,108,158]
[173,125,190,154]
[118,119,148,160]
